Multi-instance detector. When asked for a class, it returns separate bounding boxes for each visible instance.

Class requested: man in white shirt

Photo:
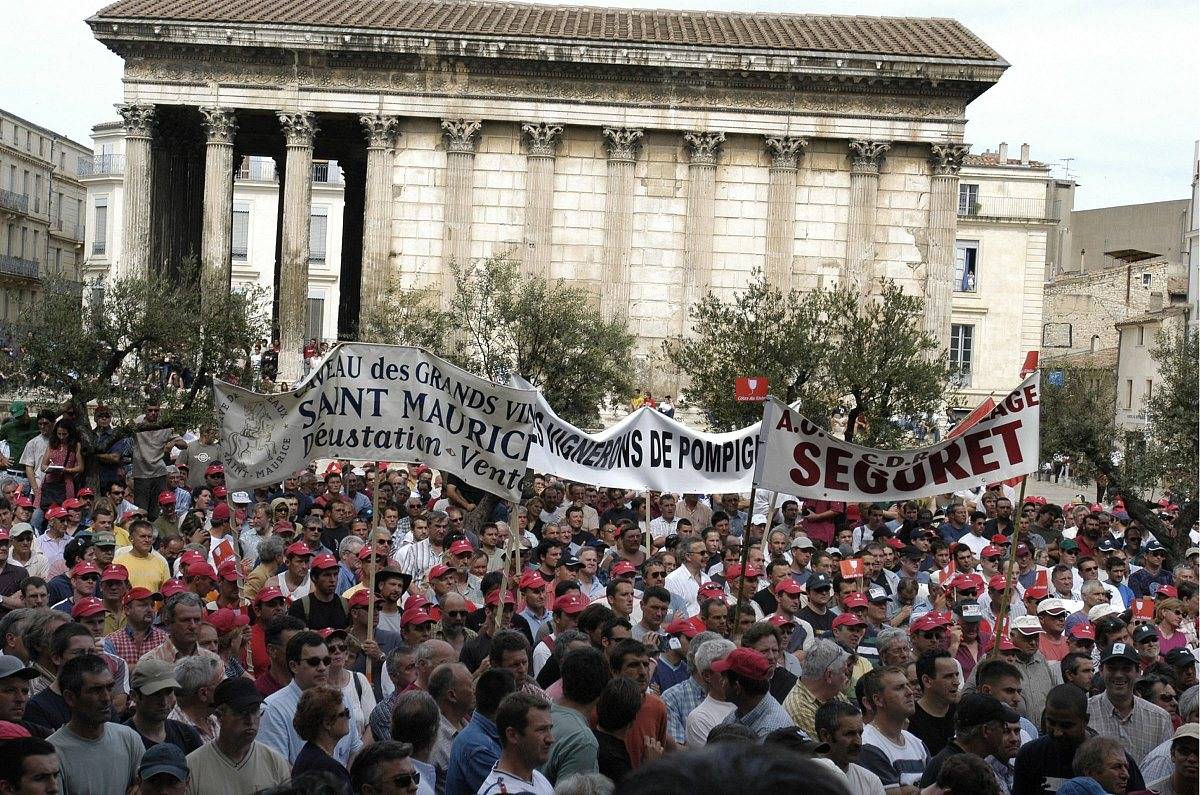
[478,691,555,795]
[666,537,712,610]
[649,494,680,546]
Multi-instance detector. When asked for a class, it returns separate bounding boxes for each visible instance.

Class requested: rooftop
[0,107,93,154]
[1115,305,1188,328]
[92,0,1005,62]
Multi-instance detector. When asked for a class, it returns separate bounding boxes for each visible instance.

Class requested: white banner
[753,374,1041,502]
[515,377,758,493]
[214,345,537,498]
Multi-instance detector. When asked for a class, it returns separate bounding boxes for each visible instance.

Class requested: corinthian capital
[684,131,726,166]
[116,103,156,139]
[441,119,482,154]
[765,135,808,169]
[930,143,970,176]
[521,122,563,157]
[849,139,891,173]
[277,112,318,147]
[602,126,643,162]
[360,114,401,149]
[199,107,238,145]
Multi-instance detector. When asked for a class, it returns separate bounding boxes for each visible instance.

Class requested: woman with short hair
[292,685,353,790]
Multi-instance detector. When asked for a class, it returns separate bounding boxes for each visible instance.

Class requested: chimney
[998,142,1008,162]
[1020,143,1030,165]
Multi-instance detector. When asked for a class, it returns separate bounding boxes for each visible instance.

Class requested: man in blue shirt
[938,504,970,544]
[445,667,516,795]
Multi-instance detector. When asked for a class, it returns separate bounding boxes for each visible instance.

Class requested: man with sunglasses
[186,676,290,794]
[1130,542,1175,598]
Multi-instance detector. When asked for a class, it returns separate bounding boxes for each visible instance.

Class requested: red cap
[160,579,187,597]
[1023,586,1049,601]
[123,587,159,605]
[698,583,726,600]
[774,579,803,596]
[310,553,339,571]
[554,593,588,614]
[981,545,1004,559]
[912,613,950,633]
[180,550,206,567]
[0,722,31,740]
[429,564,454,580]
[448,539,475,556]
[991,534,1010,544]
[485,589,517,607]
[71,596,107,619]
[217,561,241,582]
[743,565,762,579]
[12,495,34,508]
[324,462,342,476]
[286,542,314,557]
[205,607,250,634]
[404,594,431,611]
[62,498,84,510]
[319,626,348,639]
[205,463,224,476]
[100,564,129,582]
[349,590,373,608]
[665,618,701,638]
[212,486,228,499]
[76,487,95,498]
[45,505,68,520]
[211,503,231,522]
[843,592,869,610]
[357,545,386,562]
[988,575,1009,592]
[1069,623,1096,640]
[71,561,100,578]
[273,520,296,535]
[768,613,796,629]
[610,561,637,578]
[518,571,547,590]
[724,563,746,579]
[121,509,146,524]
[0,530,9,543]
[401,607,435,627]
[255,585,286,604]
[157,491,177,506]
[710,647,771,681]
[833,612,867,629]
[998,635,1017,651]
[885,537,905,550]
[1157,585,1179,599]
[952,574,984,595]
[186,562,218,580]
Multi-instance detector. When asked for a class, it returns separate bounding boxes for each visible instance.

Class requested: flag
[840,559,865,579]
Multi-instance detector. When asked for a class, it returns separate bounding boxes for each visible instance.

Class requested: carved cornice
[849,139,891,173]
[277,111,317,147]
[116,103,156,139]
[930,143,970,176]
[441,119,482,154]
[360,114,401,149]
[602,127,643,162]
[199,107,238,145]
[764,135,808,169]
[521,122,563,157]
[684,131,725,166]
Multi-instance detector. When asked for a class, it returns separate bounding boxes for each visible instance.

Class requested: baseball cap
[1058,539,1079,553]
[1100,642,1141,665]
[807,573,833,591]
[1132,624,1159,644]
[12,496,35,509]
[186,562,218,580]
[138,743,189,783]
[988,575,1009,592]
[62,498,84,511]
[559,554,584,569]
[212,676,264,711]
[867,586,890,604]
[790,536,814,550]
[990,534,1011,545]
[1023,586,1049,602]
[665,618,701,638]
[121,509,147,523]
[231,491,251,505]
[217,561,241,582]
[698,583,727,601]
[610,561,637,578]
[554,593,588,614]
[286,541,314,557]
[843,593,868,610]
[1010,615,1044,634]
[1172,723,1200,741]
[179,550,206,567]
[518,571,547,590]
[1088,604,1121,622]
[401,607,435,627]
[10,523,33,538]
[448,539,474,556]
[981,545,1004,560]
[211,503,231,523]
[255,585,286,604]
[0,656,39,680]
[997,635,1017,651]
[71,561,100,578]
[160,579,187,597]
[310,553,339,571]
[157,491,176,506]
[710,647,771,681]
[428,564,454,580]
[100,564,129,582]
[768,614,796,629]
[1165,647,1197,667]
[204,463,224,476]
[1156,585,1179,599]
[956,692,1020,728]
[774,579,803,596]
[93,531,117,548]
[832,612,866,629]
[954,599,985,623]
[123,587,159,605]
[71,597,107,619]
[1145,540,1167,554]
[206,607,250,635]
[348,589,374,609]
[1069,623,1096,641]
[901,545,925,559]
[1015,543,1032,557]
[884,537,905,550]
[131,658,180,695]
[1036,598,1069,616]
[45,505,68,521]
[1097,538,1119,553]
[750,514,768,525]
[485,589,517,607]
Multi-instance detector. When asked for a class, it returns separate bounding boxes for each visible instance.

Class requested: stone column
[764,136,807,292]
[116,103,156,280]
[520,122,562,279]
[440,119,481,304]
[926,143,970,348]
[846,139,891,296]
[276,111,318,384]
[679,131,725,335]
[599,126,643,321]
[198,107,237,298]
[359,114,401,319]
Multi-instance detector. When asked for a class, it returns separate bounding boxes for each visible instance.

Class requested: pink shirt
[1158,628,1188,655]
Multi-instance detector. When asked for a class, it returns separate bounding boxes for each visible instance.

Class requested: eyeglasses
[327,644,347,654]
[391,771,421,788]
[1159,693,1178,702]
[302,656,332,668]
[920,631,946,640]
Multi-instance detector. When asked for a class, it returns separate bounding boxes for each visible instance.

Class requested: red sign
[1019,351,1039,378]
[840,558,865,579]
[1132,598,1155,620]
[735,377,769,402]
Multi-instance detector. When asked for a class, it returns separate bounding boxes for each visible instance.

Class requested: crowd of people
[0,396,1194,795]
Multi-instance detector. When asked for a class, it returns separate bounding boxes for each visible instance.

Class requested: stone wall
[1043,259,1172,355]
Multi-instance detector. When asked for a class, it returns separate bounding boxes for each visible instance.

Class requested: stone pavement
[1023,475,1098,507]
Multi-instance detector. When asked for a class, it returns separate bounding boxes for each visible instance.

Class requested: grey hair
[173,654,222,698]
[19,608,65,660]
[1173,563,1193,578]
[801,638,850,680]
[1072,736,1124,777]
[428,662,468,702]
[384,645,415,680]
[553,629,589,659]
[554,773,616,795]
[161,592,204,625]
[338,535,365,556]
[875,627,912,655]
[1080,581,1107,596]
[694,638,736,674]
[687,631,722,673]
[258,535,285,561]
[415,639,454,666]
[0,608,30,649]
[427,510,448,524]
[1179,684,1198,721]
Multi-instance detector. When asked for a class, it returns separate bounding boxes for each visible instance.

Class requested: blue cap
[137,743,188,782]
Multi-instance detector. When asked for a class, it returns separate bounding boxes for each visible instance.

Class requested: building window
[1137,325,1145,346]
[232,205,249,260]
[1090,335,1100,353]
[1142,272,1152,288]
[950,324,974,386]
[93,197,108,255]
[1145,379,1153,404]
[308,208,328,264]
[954,241,979,292]
[958,183,979,215]
[306,297,324,341]
[1124,379,1133,410]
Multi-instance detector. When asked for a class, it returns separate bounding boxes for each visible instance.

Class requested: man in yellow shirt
[113,519,171,593]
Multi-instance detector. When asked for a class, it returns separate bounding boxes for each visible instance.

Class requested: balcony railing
[77,154,125,176]
[92,240,106,255]
[312,162,342,185]
[0,256,39,280]
[958,196,1055,222]
[0,190,29,214]
[235,159,343,185]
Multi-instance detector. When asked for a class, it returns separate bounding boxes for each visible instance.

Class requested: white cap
[1187,547,1200,558]
[751,514,768,525]
[351,467,366,477]
[231,491,251,505]
[1088,604,1120,622]
[1011,615,1044,634]
[1036,598,1069,615]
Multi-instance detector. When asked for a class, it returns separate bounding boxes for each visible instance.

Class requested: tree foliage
[667,272,953,446]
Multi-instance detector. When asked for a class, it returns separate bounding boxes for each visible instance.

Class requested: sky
[1,0,1195,210]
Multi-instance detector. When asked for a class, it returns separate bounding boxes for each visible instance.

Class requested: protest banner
[754,373,1041,502]
[511,376,759,493]
[214,344,537,498]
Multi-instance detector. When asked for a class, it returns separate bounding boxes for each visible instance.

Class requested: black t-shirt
[24,688,70,731]
[769,667,797,705]
[753,589,778,616]
[289,593,349,631]
[799,606,834,635]
[443,472,487,507]
[600,506,638,528]
[1013,734,1145,795]
[594,729,633,785]
[460,633,493,674]
[126,718,203,755]
[908,702,956,757]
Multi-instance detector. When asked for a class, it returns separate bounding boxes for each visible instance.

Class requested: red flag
[212,539,237,570]
[948,397,997,440]
[734,377,770,402]
[1132,599,1155,621]
[1033,570,1049,589]
[1019,351,1039,378]
[840,558,864,579]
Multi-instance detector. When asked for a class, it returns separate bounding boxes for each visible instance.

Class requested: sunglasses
[445,610,469,618]
[302,656,332,668]
[391,771,421,788]
[327,644,347,654]
[920,631,946,640]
